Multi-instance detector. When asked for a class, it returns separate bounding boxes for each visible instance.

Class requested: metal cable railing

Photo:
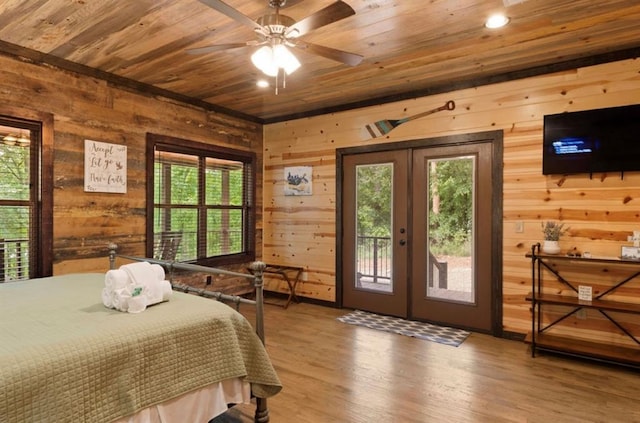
[0,238,29,282]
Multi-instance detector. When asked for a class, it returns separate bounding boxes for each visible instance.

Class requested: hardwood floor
[233,302,640,422]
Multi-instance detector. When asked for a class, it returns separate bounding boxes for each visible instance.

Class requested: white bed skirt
[115,378,251,423]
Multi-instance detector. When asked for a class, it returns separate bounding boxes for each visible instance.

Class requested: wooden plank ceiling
[0,0,639,123]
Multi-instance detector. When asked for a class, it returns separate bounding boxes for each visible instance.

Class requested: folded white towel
[112,286,137,312]
[127,295,148,314]
[121,261,156,287]
[150,263,165,281]
[159,280,173,302]
[101,287,113,309]
[105,269,129,292]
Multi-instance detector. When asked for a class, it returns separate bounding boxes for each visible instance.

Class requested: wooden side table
[263,264,304,309]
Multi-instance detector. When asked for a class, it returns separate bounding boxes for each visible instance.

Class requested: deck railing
[0,238,29,282]
[356,235,448,288]
[357,235,392,285]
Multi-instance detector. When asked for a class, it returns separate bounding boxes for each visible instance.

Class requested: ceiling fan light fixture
[251,44,300,77]
[251,45,279,76]
[273,44,300,75]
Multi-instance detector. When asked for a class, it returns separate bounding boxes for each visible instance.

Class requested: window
[147,134,255,266]
[0,117,49,282]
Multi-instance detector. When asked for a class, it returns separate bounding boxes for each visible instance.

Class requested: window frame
[146,133,256,267]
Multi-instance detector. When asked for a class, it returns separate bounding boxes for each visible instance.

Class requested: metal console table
[525,243,640,368]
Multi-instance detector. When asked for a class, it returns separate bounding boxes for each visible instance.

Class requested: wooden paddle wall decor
[365,100,456,139]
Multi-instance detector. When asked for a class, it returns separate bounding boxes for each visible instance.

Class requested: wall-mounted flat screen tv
[543,104,640,175]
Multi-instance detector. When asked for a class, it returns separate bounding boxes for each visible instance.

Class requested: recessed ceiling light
[485,14,510,29]
[256,79,270,88]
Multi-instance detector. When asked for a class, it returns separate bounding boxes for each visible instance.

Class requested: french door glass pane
[426,156,475,303]
[355,163,393,293]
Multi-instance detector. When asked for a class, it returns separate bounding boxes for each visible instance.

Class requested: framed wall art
[84,139,127,193]
[284,166,312,196]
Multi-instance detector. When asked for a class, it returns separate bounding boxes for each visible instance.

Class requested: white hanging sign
[84,139,127,193]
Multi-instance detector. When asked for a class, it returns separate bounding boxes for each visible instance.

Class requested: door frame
[336,130,504,336]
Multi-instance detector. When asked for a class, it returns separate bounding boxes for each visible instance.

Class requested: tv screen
[543,104,640,175]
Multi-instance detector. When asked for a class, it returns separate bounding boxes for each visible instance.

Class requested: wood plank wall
[0,54,263,275]
[263,58,640,341]
[2,49,640,344]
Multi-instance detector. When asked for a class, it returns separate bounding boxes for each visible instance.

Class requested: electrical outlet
[515,221,524,233]
[576,309,587,319]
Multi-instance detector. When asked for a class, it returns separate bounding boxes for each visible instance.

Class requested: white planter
[542,240,561,255]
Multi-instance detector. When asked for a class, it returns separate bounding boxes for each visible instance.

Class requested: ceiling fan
[188,0,363,88]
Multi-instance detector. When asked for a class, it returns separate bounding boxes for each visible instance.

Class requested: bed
[0,245,281,423]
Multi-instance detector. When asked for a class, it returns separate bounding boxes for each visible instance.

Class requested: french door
[339,133,500,333]
[341,150,409,317]
[410,143,493,331]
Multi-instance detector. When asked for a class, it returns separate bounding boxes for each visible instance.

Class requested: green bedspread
[0,273,281,423]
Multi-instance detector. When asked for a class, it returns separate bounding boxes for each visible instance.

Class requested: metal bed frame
[107,243,271,423]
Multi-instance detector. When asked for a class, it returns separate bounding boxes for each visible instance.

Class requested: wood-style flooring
[233,302,640,423]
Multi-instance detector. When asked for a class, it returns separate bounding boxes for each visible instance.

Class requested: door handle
[399,239,406,246]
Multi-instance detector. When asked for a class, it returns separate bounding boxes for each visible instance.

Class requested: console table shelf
[524,333,640,367]
[525,243,640,368]
[524,292,640,314]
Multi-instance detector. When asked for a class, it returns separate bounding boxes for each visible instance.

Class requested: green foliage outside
[356,164,392,237]
[0,144,30,237]
[429,158,473,256]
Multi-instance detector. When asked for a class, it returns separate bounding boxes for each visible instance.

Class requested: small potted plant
[541,221,568,254]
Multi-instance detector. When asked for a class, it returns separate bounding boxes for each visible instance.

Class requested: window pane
[205,157,244,206]
[154,207,197,261]
[0,206,31,281]
[154,151,198,205]
[207,209,243,256]
[171,208,197,261]
[427,156,475,303]
[355,163,393,293]
[0,144,30,201]
[171,163,198,205]
[1,123,39,282]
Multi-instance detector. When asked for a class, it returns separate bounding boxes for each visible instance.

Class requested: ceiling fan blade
[286,1,355,38]
[186,41,258,55]
[295,41,363,66]
[198,0,264,31]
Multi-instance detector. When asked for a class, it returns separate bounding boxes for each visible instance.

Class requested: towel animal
[102,262,172,313]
